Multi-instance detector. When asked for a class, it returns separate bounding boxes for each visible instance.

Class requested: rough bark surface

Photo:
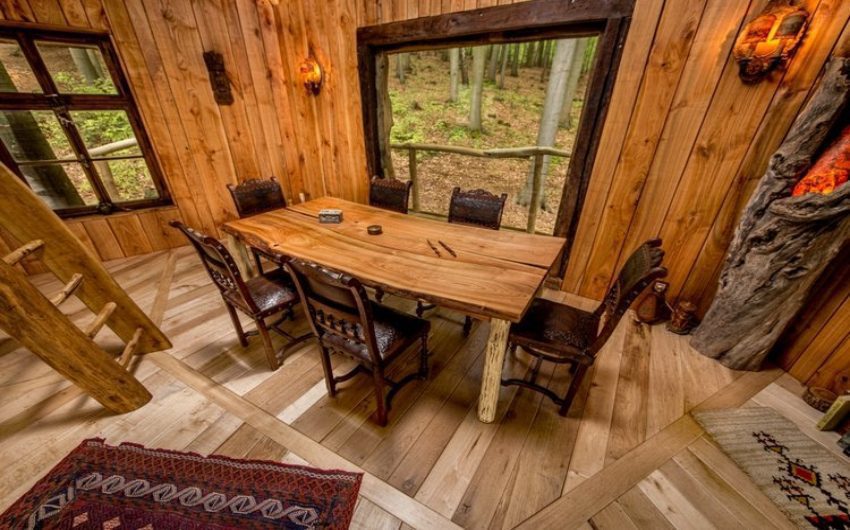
[691,58,850,371]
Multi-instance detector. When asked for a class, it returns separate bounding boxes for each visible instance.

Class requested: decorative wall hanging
[636,280,671,325]
[733,0,809,83]
[300,57,323,95]
[203,51,234,105]
[667,300,698,335]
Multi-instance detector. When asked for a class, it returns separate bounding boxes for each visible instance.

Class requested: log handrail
[89,138,139,200]
[390,142,569,158]
[389,142,570,233]
[88,137,138,157]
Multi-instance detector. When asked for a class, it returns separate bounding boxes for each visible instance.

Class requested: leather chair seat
[509,298,600,363]
[225,268,298,317]
[323,303,430,363]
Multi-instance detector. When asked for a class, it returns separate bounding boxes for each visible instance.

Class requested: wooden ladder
[0,164,172,414]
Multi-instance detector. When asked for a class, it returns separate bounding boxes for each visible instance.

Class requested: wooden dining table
[221,197,565,423]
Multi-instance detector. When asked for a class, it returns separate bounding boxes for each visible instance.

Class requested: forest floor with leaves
[387,50,587,234]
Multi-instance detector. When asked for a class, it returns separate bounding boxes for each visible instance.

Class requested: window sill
[62,203,178,223]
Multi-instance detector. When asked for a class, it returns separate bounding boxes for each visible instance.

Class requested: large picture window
[0,28,169,217]
[357,1,634,275]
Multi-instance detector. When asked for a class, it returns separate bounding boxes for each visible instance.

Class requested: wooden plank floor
[0,248,836,529]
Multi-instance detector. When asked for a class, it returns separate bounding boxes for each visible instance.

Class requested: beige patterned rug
[694,407,850,529]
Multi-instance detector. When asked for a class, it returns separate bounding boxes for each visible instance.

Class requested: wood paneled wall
[0,0,369,261]
[776,250,850,393]
[0,0,847,383]
[353,1,850,380]
[556,0,850,310]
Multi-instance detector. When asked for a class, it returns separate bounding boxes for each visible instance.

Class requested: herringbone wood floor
[0,248,836,528]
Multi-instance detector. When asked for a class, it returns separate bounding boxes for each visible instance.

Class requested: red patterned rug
[0,438,361,529]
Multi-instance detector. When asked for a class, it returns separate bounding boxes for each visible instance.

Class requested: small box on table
[318,209,343,223]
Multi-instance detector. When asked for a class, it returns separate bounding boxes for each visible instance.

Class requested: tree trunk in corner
[691,58,850,371]
[460,48,469,86]
[376,54,396,179]
[469,46,487,132]
[486,45,499,82]
[560,38,588,129]
[510,44,520,77]
[518,39,576,207]
[449,48,459,102]
[498,45,508,89]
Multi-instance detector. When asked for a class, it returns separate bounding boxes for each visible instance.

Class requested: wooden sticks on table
[426,239,458,259]
[439,240,457,257]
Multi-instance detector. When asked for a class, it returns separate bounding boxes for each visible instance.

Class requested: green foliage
[53,72,114,95]
[74,111,135,152]
[447,125,469,143]
[583,37,599,72]
[32,73,153,203]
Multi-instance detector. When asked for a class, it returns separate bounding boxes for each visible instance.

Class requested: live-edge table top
[221,197,565,323]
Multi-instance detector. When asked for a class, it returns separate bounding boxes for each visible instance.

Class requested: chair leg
[462,316,473,336]
[528,355,544,384]
[559,364,588,416]
[375,287,385,303]
[319,345,337,397]
[252,249,264,275]
[418,334,429,379]
[256,318,280,371]
[226,303,248,347]
[372,367,388,427]
[416,301,437,317]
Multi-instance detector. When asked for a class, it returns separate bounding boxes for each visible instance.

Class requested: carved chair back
[285,259,382,365]
[448,187,508,230]
[227,177,286,218]
[592,238,667,354]
[169,221,260,314]
[369,176,413,214]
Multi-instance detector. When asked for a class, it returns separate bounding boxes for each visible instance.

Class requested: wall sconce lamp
[300,57,323,95]
[733,0,809,84]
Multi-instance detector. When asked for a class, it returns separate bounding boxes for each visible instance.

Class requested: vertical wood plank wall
[0,0,369,261]
[0,0,847,383]
[353,0,850,381]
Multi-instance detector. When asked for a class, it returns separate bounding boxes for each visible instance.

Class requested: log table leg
[224,232,256,279]
[478,318,511,423]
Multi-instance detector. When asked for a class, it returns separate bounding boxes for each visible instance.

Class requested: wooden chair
[447,186,508,230]
[501,239,667,416]
[286,258,430,426]
[226,177,287,273]
[370,176,413,304]
[170,221,311,371]
[369,176,413,214]
[417,186,509,334]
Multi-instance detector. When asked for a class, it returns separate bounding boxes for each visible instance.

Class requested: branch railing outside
[89,138,139,200]
[390,142,570,233]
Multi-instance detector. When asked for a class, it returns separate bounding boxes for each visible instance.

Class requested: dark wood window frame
[356,0,635,275]
[0,24,170,218]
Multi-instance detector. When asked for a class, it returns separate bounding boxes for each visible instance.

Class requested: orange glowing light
[792,125,850,197]
[734,1,808,83]
[300,57,323,95]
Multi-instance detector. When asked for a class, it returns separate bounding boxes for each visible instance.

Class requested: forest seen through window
[387,37,597,234]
